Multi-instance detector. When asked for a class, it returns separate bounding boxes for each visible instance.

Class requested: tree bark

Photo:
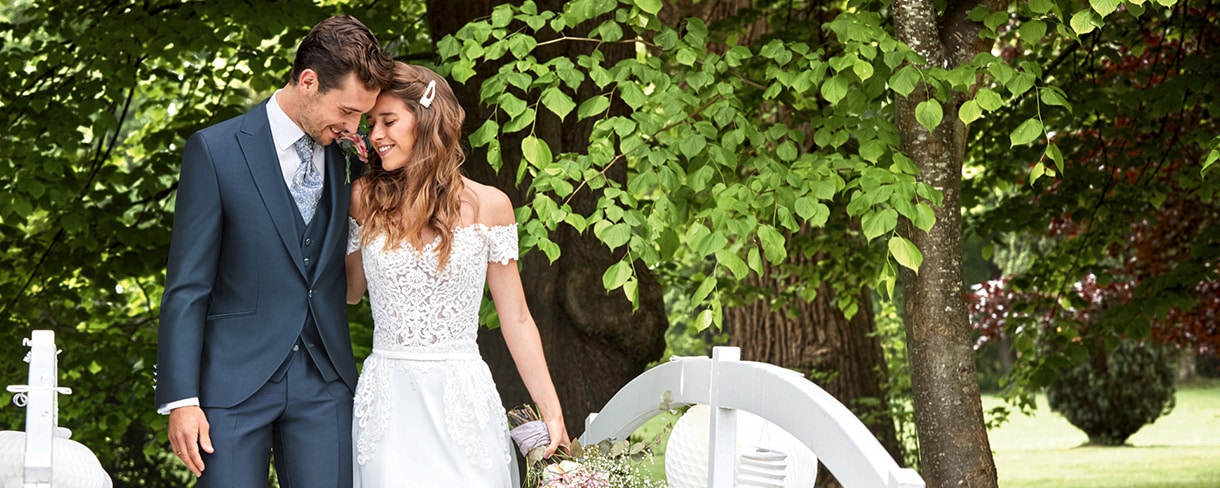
[726,256,901,488]
[425,0,670,436]
[891,0,1002,486]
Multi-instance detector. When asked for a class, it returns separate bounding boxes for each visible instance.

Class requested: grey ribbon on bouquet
[509,420,550,456]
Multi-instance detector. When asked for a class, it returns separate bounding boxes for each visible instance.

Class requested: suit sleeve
[156,131,223,407]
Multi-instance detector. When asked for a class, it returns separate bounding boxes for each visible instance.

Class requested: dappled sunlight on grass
[985,385,1220,487]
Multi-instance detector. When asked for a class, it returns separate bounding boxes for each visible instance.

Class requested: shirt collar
[266,90,308,153]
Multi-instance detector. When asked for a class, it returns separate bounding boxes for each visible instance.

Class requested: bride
[344,61,568,486]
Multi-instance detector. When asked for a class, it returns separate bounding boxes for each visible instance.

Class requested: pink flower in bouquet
[337,132,369,183]
[539,459,609,488]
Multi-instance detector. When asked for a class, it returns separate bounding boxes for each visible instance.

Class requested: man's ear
[296,68,318,94]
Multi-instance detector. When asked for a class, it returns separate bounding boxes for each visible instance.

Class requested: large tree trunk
[425,0,669,436]
[891,0,1002,486]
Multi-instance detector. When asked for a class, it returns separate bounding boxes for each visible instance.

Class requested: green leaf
[776,140,798,161]
[861,208,898,241]
[913,203,936,232]
[1039,86,1072,112]
[1009,118,1044,146]
[469,119,499,147]
[1046,142,1065,173]
[598,222,632,251]
[1203,137,1220,177]
[1090,0,1121,17]
[852,59,874,81]
[634,0,662,15]
[757,225,787,264]
[975,88,1003,111]
[1030,161,1047,185]
[694,309,715,331]
[860,139,886,162]
[915,99,943,132]
[1071,10,1101,35]
[821,74,848,104]
[794,197,817,220]
[521,136,553,168]
[889,66,920,97]
[577,95,610,120]
[679,133,707,159]
[693,275,717,303]
[715,250,749,280]
[1018,20,1048,47]
[959,99,982,124]
[1028,0,1054,14]
[602,260,632,290]
[888,236,923,273]
[541,87,576,120]
[491,4,513,28]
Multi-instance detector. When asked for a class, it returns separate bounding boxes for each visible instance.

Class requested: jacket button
[304,238,312,247]
[308,290,314,299]
[304,257,311,267]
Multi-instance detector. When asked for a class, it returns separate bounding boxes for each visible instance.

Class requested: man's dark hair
[289,15,394,92]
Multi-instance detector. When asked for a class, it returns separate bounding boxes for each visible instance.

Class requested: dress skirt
[352,351,518,487]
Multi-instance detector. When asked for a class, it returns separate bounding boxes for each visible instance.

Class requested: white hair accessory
[419,80,437,108]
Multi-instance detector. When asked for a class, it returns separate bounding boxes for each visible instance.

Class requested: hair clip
[419,80,437,108]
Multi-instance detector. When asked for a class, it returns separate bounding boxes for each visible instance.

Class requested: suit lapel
[237,101,307,278]
[315,145,347,280]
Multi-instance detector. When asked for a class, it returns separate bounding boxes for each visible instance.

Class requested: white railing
[2,330,112,488]
[581,346,924,488]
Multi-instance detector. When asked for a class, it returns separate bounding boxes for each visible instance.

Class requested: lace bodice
[348,218,518,355]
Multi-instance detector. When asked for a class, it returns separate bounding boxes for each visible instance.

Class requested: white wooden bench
[581,346,924,488]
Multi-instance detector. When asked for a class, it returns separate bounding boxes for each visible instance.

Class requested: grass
[986,381,1220,487]
[618,382,1220,487]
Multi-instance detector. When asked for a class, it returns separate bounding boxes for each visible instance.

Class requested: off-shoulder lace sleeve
[486,224,518,264]
[347,217,362,255]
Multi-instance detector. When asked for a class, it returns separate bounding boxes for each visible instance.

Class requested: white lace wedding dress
[348,219,519,487]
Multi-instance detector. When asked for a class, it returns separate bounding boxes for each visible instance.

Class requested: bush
[1046,341,1176,446]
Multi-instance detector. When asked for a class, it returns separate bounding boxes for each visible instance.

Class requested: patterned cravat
[291,135,323,225]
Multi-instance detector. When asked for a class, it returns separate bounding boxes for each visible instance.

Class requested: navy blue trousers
[198,344,352,488]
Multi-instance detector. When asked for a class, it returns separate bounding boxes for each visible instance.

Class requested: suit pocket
[205,309,256,320]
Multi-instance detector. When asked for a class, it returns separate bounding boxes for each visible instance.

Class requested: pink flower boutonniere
[337,132,370,183]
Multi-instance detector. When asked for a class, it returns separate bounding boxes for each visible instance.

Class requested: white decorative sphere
[0,429,113,488]
[665,404,818,488]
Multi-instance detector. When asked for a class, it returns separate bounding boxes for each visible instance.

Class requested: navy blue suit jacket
[156,100,357,409]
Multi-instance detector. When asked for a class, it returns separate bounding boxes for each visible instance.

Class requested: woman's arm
[346,179,368,305]
[483,187,569,457]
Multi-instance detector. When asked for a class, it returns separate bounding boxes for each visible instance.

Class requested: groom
[156,16,392,487]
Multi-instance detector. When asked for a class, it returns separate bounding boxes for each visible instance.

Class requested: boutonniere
[337,132,369,184]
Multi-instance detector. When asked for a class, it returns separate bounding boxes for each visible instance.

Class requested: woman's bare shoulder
[460,177,515,227]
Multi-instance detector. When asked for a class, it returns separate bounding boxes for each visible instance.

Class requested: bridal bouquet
[507,405,665,488]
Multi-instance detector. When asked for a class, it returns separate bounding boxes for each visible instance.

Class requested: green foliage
[0,1,427,483]
[439,0,944,328]
[1045,341,1177,446]
[869,298,919,469]
[964,0,1218,398]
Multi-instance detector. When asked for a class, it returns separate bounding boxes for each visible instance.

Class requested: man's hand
[168,406,214,477]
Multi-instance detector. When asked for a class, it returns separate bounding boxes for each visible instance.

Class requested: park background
[1,0,1217,486]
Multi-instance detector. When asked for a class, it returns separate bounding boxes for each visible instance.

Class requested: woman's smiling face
[367,92,418,172]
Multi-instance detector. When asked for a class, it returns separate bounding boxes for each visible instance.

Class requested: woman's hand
[543,415,570,458]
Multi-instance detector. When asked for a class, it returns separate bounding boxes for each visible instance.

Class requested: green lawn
[986,383,1220,488]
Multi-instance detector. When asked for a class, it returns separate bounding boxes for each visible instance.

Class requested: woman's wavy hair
[360,62,466,269]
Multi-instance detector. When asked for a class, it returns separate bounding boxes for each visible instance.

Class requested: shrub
[1046,341,1176,446]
